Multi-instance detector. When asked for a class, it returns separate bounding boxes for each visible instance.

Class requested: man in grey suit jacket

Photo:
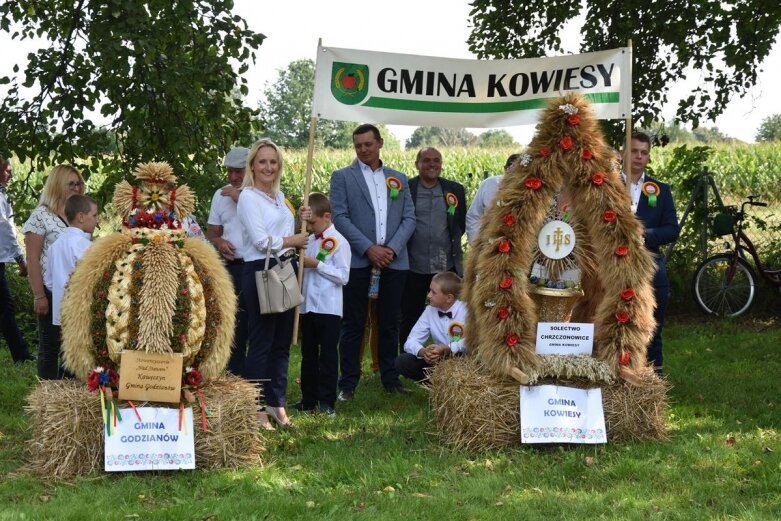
[330,124,416,399]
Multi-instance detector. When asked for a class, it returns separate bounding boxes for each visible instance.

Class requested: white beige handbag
[255,246,302,314]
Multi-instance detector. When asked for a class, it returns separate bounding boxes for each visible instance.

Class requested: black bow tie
[438,311,453,319]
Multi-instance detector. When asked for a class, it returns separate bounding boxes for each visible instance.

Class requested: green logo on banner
[331,62,369,105]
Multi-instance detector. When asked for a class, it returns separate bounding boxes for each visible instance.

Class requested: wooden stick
[624,38,633,194]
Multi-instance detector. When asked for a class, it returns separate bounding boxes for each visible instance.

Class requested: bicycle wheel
[693,254,757,317]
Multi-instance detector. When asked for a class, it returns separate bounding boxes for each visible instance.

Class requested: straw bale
[429,356,667,450]
[24,376,263,479]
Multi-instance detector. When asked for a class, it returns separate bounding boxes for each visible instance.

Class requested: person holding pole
[206,146,249,376]
[330,124,416,400]
[625,131,679,375]
[237,138,310,430]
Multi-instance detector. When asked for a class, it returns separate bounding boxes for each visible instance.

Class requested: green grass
[1,318,780,520]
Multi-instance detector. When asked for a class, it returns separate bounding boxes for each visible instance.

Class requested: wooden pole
[624,38,633,194]
[291,115,317,345]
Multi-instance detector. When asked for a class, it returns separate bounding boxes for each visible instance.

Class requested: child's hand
[303,256,319,268]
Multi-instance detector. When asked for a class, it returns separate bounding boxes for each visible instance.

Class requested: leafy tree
[259,59,354,149]
[0,1,264,220]
[475,129,516,148]
[755,114,781,142]
[468,1,781,140]
[405,127,476,149]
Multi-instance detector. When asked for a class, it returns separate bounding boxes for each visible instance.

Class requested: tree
[475,129,517,148]
[405,127,476,149]
[0,1,264,219]
[756,114,781,142]
[468,1,781,140]
[259,59,355,149]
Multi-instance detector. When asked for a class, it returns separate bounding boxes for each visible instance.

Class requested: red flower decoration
[567,114,581,125]
[506,334,519,347]
[620,288,636,301]
[102,271,111,279]
[498,239,511,253]
[560,136,573,150]
[180,288,189,295]
[108,368,119,386]
[615,311,631,324]
[502,213,516,226]
[525,177,542,191]
[497,307,510,320]
[180,334,188,344]
[615,245,628,257]
[591,173,605,186]
[618,351,631,366]
[582,149,594,160]
[95,310,104,318]
[539,147,551,157]
[97,290,106,299]
[185,367,203,386]
[603,210,617,222]
[86,371,101,392]
[499,277,513,289]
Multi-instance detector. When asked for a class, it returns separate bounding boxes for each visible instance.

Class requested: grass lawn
[0,317,779,520]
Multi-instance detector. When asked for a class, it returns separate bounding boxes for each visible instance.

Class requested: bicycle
[692,196,781,317]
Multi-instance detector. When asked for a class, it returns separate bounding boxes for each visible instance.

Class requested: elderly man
[0,157,34,363]
[330,124,416,399]
[206,146,249,376]
[625,132,679,375]
[399,147,466,350]
[465,153,520,244]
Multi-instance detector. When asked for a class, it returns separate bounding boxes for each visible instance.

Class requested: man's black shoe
[384,385,412,395]
[290,401,317,413]
[337,389,355,402]
[318,403,336,417]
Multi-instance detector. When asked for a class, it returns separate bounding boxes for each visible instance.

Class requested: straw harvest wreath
[60,162,236,388]
[463,93,657,385]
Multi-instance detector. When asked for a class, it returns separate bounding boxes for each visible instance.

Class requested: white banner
[520,385,606,444]
[312,44,631,127]
[536,322,594,355]
[105,406,196,471]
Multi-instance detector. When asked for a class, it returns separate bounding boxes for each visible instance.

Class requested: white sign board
[520,385,606,444]
[105,406,195,471]
[536,322,594,355]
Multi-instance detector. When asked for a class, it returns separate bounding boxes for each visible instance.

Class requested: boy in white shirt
[45,194,98,374]
[395,271,467,382]
[292,192,350,417]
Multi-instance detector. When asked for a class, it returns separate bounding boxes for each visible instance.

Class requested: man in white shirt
[206,146,249,376]
[465,153,520,244]
[0,157,34,363]
[330,124,416,399]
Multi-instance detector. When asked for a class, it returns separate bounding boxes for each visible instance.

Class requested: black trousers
[395,352,431,382]
[37,287,66,379]
[339,267,406,392]
[647,257,670,370]
[399,271,436,351]
[300,312,340,408]
[242,258,296,408]
[0,263,32,362]
[225,262,249,377]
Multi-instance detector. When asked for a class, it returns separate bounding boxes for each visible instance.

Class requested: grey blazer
[330,160,416,270]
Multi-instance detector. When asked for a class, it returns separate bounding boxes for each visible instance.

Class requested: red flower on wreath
[525,177,542,191]
[502,213,516,226]
[497,239,511,253]
[180,288,189,295]
[497,307,510,320]
[567,114,581,125]
[620,288,636,301]
[615,245,628,257]
[86,370,101,392]
[97,290,106,299]
[185,367,203,386]
[506,334,519,347]
[560,136,573,150]
[591,173,605,186]
[603,210,617,222]
[102,271,111,279]
[539,147,551,157]
[615,311,631,324]
[499,277,513,289]
[618,351,631,366]
[582,149,594,160]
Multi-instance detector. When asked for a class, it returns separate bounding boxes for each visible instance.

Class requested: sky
[2,0,780,146]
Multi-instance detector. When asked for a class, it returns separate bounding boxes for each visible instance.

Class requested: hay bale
[429,356,668,450]
[25,376,264,478]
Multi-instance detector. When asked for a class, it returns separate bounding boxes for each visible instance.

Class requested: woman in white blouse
[22,164,85,379]
[237,139,308,430]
